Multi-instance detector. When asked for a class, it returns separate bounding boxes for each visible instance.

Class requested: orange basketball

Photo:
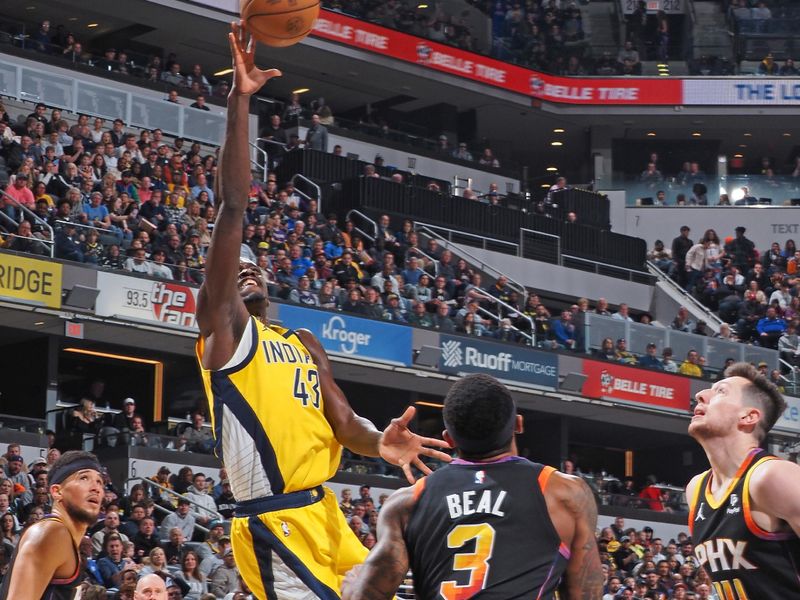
[241,0,320,48]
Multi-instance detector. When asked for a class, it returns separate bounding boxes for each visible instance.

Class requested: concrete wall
[618,205,800,252]
[455,246,655,311]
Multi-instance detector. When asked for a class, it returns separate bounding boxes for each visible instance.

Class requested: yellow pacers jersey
[196,317,341,499]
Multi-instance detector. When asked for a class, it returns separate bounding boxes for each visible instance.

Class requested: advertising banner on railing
[581,359,691,412]
[94,272,199,331]
[0,253,61,309]
[438,335,558,388]
[775,395,800,435]
[683,79,800,106]
[277,304,412,366]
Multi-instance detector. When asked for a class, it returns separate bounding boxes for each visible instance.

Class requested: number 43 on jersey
[293,368,320,408]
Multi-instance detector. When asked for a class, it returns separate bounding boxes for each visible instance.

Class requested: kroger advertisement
[277,304,412,366]
[438,335,558,388]
[581,360,691,412]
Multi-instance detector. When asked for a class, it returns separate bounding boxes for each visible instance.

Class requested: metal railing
[1,189,54,257]
[646,260,725,329]
[0,57,225,145]
[128,476,217,534]
[249,141,268,183]
[474,304,534,346]
[519,228,560,265]
[418,221,518,254]
[416,224,527,302]
[346,209,378,244]
[290,173,322,214]
[560,254,652,283]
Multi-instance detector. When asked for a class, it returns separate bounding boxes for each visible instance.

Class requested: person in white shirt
[184,473,218,527]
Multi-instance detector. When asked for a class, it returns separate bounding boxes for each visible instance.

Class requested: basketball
[241,0,320,47]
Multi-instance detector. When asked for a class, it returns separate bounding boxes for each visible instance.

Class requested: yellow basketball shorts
[230,485,369,600]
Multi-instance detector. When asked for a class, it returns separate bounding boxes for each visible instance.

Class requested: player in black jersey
[0,450,104,600]
[342,373,602,600]
[687,362,800,600]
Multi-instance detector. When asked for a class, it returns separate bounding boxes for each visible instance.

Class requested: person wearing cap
[614,338,638,366]
[215,479,236,519]
[160,499,196,541]
[208,547,239,598]
[112,398,137,431]
[196,32,451,599]
[638,342,663,370]
[0,451,104,600]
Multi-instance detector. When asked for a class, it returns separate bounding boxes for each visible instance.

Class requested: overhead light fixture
[541,183,550,188]
[87,22,99,28]
[292,87,310,94]
[743,132,752,137]
[417,3,429,8]
[68,17,78,21]
[656,63,668,68]
[784,133,792,137]
[213,67,234,76]
[739,144,747,148]
[34,321,45,326]
[692,132,702,137]
[553,128,565,133]
[550,141,563,146]
[658,73,670,77]
[25,5,36,9]
[734,153,743,158]
[647,132,656,136]
[546,166,558,172]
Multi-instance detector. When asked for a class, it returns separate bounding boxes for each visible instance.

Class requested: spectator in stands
[614,338,637,366]
[132,517,159,561]
[184,472,217,528]
[208,548,238,598]
[176,550,207,599]
[617,40,641,74]
[678,350,703,377]
[725,226,756,272]
[780,58,799,76]
[552,309,576,350]
[97,533,136,588]
[181,412,213,454]
[451,142,473,162]
[638,343,663,370]
[670,307,695,333]
[612,303,634,322]
[757,306,786,349]
[671,226,693,288]
[304,114,329,152]
[161,498,195,543]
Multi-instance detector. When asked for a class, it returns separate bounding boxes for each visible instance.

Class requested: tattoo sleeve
[561,479,604,600]
[342,491,412,600]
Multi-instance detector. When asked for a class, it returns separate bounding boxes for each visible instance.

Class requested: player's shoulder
[18,517,72,549]
[748,456,800,495]
[546,470,592,498]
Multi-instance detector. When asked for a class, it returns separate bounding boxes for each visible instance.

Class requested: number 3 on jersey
[440,523,496,600]
[292,368,320,408]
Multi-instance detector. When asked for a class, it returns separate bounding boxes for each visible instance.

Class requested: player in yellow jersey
[195,21,452,600]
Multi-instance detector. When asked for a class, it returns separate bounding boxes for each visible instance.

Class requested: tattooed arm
[545,472,604,600]
[342,486,415,600]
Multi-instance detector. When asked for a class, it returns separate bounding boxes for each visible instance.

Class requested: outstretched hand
[228,21,281,96]
[379,406,452,484]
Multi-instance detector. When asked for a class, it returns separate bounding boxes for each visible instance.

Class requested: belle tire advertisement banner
[581,359,691,412]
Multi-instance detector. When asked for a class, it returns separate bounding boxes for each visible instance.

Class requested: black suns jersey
[688,448,800,600]
[405,456,569,600]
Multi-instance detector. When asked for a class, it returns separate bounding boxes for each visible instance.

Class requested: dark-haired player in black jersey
[342,373,603,600]
[687,362,800,599]
[0,450,104,600]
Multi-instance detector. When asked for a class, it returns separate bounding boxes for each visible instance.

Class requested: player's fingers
[413,458,433,475]
[418,435,450,449]
[401,461,414,484]
[246,33,254,54]
[419,446,453,462]
[392,405,416,428]
[228,31,239,58]
[262,68,283,79]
